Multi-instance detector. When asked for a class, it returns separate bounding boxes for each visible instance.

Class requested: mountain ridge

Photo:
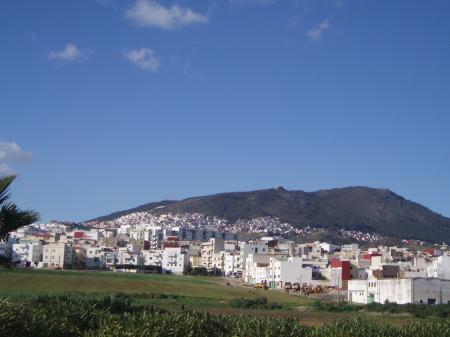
[88,186,450,243]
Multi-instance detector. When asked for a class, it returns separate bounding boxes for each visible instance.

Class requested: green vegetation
[0,269,306,310]
[2,269,449,332]
[0,175,39,267]
[1,295,449,337]
[183,265,223,276]
[313,300,450,318]
[229,297,283,310]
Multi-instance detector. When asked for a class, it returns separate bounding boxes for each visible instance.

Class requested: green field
[2,295,449,337]
[0,269,420,326]
[0,269,306,308]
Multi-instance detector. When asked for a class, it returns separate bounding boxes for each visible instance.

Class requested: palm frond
[0,175,16,206]
[0,203,40,241]
[0,175,40,242]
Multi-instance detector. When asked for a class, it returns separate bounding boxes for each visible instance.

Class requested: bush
[184,265,223,276]
[312,300,359,312]
[315,299,450,318]
[229,297,282,309]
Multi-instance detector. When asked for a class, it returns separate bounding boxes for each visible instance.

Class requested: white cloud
[126,0,208,30]
[307,20,329,40]
[0,141,32,163]
[0,163,14,176]
[48,43,91,62]
[124,48,160,72]
[0,141,32,175]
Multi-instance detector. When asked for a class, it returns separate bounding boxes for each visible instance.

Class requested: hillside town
[91,211,388,242]
[2,212,450,305]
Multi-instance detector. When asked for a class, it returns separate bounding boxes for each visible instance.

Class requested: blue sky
[1,0,449,222]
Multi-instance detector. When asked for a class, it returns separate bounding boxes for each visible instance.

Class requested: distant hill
[88,187,450,243]
[90,200,177,223]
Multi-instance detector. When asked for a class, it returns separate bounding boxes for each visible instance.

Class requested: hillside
[90,200,177,223]
[89,187,450,243]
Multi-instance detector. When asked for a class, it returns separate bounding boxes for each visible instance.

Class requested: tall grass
[0,296,449,337]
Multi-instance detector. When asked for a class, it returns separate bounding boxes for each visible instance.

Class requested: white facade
[177,228,237,242]
[141,250,163,266]
[342,243,359,252]
[162,246,189,275]
[244,254,270,284]
[224,251,242,276]
[11,241,43,267]
[212,251,225,270]
[85,246,106,270]
[239,241,268,270]
[348,277,450,305]
[143,226,164,249]
[269,257,313,288]
[42,243,74,269]
[319,242,340,254]
[427,255,450,280]
[201,238,225,270]
[117,246,142,266]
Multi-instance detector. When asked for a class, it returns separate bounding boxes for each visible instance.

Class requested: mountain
[90,200,177,223]
[88,186,450,243]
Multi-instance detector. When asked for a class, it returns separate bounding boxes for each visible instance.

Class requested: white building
[268,257,313,288]
[162,246,189,275]
[239,241,268,270]
[117,245,142,266]
[244,254,270,284]
[41,242,74,269]
[224,251,242,276]
[11,241,43,267]
[142,226,165,249]
[85,245,106,270]
[319,242,340,254]
[427,255,450,280]
[177,228,237,242]
[141,250,163,267]
[341,243,359,252]
[212,251,225,271]
[348,277,450,305]
[201,238,225,270]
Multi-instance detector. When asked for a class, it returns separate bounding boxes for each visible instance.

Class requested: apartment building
[162,246,189,275]
[224,251,242,276]
[11,240,43,267]
[42,242,74,269]
[268,257,313,288]
[201,238,225,270]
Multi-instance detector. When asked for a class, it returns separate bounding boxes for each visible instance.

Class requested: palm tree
[0,175,39,266]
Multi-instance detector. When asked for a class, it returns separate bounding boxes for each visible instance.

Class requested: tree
[0,175,39,266]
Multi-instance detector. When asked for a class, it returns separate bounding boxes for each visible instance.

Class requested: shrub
[229,297,282,310]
